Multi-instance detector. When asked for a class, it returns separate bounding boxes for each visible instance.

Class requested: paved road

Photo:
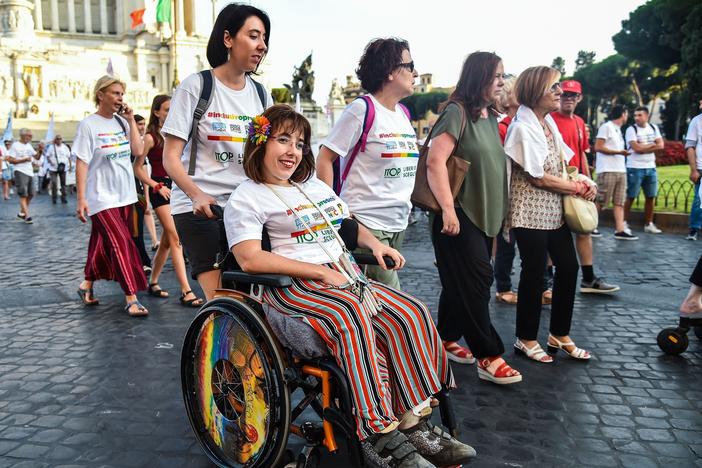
[0,194,701,467]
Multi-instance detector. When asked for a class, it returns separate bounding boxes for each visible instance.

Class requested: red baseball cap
[561,80,582,94]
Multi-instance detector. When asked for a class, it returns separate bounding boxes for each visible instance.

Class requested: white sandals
[514,340,553,363]
[547,335,591,360]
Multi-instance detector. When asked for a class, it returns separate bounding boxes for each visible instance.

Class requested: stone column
[83,0,92,33]
[50,0,59,32]
[99,0,108,34]
[188,0,197,36]
[159,47,169,92]
[67,0,76,33]
[175,0,184,35]
[114,0,123,35]
[33,0,43,31]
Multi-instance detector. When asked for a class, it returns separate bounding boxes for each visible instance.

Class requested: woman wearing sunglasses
[317,37,419,290]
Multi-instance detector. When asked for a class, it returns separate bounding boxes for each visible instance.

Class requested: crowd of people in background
[2,2,702,465]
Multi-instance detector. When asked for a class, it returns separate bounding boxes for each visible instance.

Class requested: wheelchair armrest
[352,253,396,269]
[222,271,293,288]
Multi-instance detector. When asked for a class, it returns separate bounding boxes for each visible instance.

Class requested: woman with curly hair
[317,37,418,289]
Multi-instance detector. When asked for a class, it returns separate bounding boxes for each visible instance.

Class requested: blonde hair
[93,75,126,107]
[497,76,517,112]
[514,66,561,109]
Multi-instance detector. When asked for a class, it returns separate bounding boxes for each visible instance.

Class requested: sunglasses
[562,92,580,98]
[396,61,415,73]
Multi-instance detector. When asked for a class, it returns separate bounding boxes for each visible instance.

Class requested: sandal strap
[182,290,193,296]
[493,361,516,378]
[443,341,472,357]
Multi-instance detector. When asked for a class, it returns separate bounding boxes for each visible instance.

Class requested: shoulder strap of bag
[187,70,215,176]
[335,95,375,194]
[422,100,467,156]
[251,78,267,109]
[398,102,411,120]
[114,114,127,135]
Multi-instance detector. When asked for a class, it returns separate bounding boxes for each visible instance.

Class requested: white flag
[44,113,55,143]
[106,58,114,76]
[295,93,301,113]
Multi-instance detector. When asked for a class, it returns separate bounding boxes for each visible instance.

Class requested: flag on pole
[3,112,13,142]
[130,0,168,28]
[44,114,55,143]
[106,58,114,76]
[295,93,302,113]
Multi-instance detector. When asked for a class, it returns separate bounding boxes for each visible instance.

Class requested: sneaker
[623,221,632,235]
[590,228,602,238]
[401,415,476,466]
[580,277,620,294]
[614,231,638,240]
[16,212,25,221]
[644,223,662,234]
[686,229,698,241]
[24,216,33,224]
[362,429,435,468]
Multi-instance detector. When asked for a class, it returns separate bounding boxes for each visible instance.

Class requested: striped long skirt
[84,205,148,296]
[263,275,455,440]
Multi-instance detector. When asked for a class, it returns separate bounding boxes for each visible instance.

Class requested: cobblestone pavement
[1,195,701,467]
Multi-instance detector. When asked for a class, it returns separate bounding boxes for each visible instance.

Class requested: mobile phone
[117,105,125,114]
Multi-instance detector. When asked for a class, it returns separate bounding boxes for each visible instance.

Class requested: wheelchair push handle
[352,253,396,269]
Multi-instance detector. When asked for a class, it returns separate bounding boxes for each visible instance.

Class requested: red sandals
[477,356,522,385]
[442,340,476,364]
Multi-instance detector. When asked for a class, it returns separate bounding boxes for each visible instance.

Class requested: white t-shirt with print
[9,141,36,177]
[595,120,626,173]
[225,177,348,265]
[72,114,137,215]
[625,123,662,169]
[686,113,702,170]
[162,72,272,216]
[0,144,7,171]
[322,95,418,232]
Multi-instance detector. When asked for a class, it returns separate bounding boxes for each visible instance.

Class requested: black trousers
[513,225,579,340]
[690,255,702,287]
[432,210,505,358]
[132,202,151,269]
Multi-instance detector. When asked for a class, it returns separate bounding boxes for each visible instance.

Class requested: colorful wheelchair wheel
[182,297,291,467]
[657,327,689,355]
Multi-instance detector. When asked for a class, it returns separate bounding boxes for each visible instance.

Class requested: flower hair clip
[247,115,271,146]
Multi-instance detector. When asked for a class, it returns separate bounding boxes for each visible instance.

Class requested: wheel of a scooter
[181,297,291,467]
[657,327,689,355]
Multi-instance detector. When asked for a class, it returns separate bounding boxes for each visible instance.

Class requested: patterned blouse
[507,130,564,230]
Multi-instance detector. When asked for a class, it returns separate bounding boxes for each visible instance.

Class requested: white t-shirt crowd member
[625,123,662,169]
[9,141,36,177]
[47,143,72,172]
[322,95,418,232]
[162,73,272,215]
[225,177,347,265]
[0,144,8,171]
[72,114,137,215]
[595,120,627,173]
[686,113,702,170]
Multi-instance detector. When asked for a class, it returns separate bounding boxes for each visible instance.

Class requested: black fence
[631,179,696,212]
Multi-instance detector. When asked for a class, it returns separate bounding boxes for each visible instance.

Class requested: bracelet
[153,182,163,191]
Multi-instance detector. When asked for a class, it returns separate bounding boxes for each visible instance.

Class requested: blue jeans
[494,228,516,293]
[691,180,702,230]
[626,167,658,199]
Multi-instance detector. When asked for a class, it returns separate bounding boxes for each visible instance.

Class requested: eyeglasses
[562,92,580,99]
[271,135,310,154]
[549,82,562,93]
[396,61,415,73]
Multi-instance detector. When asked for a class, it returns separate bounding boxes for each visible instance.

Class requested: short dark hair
[356,37,410,94]
[449,51,503,122]
[134,114,145,123]
[207,3,271,71]
[608,104,627,120]
[634,106,649,114]
[243,105,314,184]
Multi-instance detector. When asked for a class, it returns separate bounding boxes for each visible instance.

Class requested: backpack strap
[335,95,375,194]
[251,78,267,109]
[398,102,411,121]
[114,114,127,135]
[187,70,215,176]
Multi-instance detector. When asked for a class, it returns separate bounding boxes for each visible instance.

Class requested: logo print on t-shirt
[212,122,227,132]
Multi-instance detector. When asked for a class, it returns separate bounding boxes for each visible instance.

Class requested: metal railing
[631,179,696,212]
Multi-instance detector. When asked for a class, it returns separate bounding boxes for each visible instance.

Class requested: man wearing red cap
[551,80,620,294]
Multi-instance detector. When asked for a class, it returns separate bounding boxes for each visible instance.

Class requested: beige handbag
[560,147,598,234]
[411,101,470,213]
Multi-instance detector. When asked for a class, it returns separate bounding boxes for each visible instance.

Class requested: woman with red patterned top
[133,95,204,307]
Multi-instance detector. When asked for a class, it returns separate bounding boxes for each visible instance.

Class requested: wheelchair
[657,316,702,355]
[180,213,458,467]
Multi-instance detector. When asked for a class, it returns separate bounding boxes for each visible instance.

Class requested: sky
[216,0,648,104]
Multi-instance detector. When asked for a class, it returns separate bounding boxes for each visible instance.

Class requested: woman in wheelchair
[223,105,475,467]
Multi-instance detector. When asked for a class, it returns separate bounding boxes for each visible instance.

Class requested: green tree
[551,56,566,76]
[574,51,596,72]
[400,91,448,120]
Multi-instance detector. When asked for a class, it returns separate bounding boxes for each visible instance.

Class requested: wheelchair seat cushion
[262,304,329,359]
